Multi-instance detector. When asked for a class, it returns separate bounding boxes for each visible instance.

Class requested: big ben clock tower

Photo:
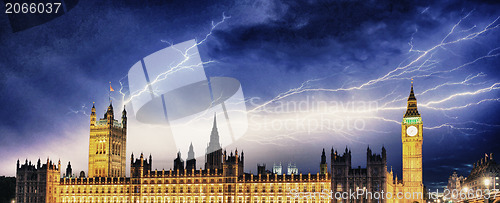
[402,81,424,203]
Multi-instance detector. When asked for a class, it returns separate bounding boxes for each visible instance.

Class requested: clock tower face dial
[406,126,418,136]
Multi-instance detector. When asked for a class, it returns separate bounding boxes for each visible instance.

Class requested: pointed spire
[408,79,416,101]
[212,113,217,129]
[108,102,113,111]
[404,79,420,117]
[187,142,195,160]
[90,102,97,126]
[321,148,326,164]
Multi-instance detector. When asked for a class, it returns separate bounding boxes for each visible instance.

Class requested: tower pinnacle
[207,113,221,154]
[188,142,195,160]
[404,80,420,117]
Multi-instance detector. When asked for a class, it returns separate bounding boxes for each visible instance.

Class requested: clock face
[406,126,418,136]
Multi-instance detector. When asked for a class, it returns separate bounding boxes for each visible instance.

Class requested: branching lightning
[242,11,500,145]
[118,13,231,106]
[67,104,89,116]
[96,11,500,147]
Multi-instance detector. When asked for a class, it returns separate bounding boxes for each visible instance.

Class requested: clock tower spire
[404,80,420,117]
[401,80,424,202]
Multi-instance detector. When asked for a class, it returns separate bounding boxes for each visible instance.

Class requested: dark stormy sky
[1,0,500,191]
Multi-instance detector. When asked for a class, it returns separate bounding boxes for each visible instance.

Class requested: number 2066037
[5,2,62,14]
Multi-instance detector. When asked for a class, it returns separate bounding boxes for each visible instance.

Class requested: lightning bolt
[243,11,500,145]
[119,13,231,106]
[67,104,89,116]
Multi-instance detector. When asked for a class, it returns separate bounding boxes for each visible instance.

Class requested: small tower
[174,151,185,172]
[186,143,196,171]
[320,148,327,175]
[287,162,298,175]
[90,102,96,126]
[65,162,72,178]
[121,106,127,129]
[106,103,114,125]
[273,162,282,175]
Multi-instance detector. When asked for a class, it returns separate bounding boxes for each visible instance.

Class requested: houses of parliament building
[15,84,424,203]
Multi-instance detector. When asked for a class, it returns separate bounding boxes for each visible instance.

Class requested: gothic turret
[174,151,184,172]
[320,148,327,175]
[106,102,114,126]
[186,143,196,171]
[65,162,72,178]
[382,146,387,162]
[121,106,127,128]
[90,102,96,126]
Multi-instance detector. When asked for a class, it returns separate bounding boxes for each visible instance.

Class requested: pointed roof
[212,113,217,130]
[207,113,222,154]
[187,142,195,160]
[175,150,184,162]
[320,148,326,164]
[408,83,417,101]
[105,101,114,117]
[404,81,420,117]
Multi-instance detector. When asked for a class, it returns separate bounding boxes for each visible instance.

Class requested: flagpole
[109,82,111,104]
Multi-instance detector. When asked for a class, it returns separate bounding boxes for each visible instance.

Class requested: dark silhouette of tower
[223,149,244,177]
[174,151,185,172]
[320,148,327,175]
[65,162,72,178]
[130,153,152,178]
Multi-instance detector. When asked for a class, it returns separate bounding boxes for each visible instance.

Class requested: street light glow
[484,178,490,186]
